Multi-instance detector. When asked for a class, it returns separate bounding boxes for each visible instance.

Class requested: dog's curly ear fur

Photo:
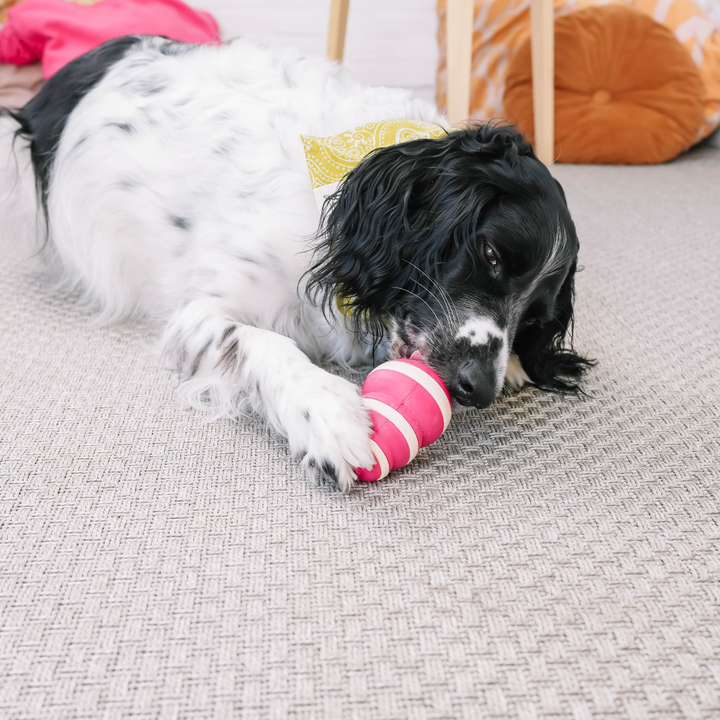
[512,260,595,393]
[305,124,537,338]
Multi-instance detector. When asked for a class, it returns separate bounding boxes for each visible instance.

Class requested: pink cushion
[0,0,219,79]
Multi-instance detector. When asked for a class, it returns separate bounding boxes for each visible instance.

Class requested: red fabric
[0,0,220,79]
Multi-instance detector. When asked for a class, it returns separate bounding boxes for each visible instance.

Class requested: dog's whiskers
[391,286,442,328]
[404,260,460,326]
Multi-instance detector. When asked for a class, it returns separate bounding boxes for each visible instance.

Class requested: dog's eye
[520,315,548,330]
[484,243,498,267]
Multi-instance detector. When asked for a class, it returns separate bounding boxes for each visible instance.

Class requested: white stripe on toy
[368,439,390,480]
[363,397,420,461]
[368,361,452,431]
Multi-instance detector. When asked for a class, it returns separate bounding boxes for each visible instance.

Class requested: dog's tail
[0,108,47,259]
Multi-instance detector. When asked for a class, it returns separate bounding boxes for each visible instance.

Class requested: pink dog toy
[355,359,453,482]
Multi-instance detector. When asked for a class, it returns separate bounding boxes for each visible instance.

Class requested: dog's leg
[163,298,375,490]
[505,353,530,392]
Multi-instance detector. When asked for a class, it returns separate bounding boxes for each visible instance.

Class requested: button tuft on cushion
[592,89,612,105]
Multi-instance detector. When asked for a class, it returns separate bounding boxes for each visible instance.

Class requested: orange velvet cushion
[503,5,706,164]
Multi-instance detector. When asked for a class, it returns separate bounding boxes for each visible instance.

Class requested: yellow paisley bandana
[301,119,448,210]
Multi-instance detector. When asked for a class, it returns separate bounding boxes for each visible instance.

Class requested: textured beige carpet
[1,145,719,719]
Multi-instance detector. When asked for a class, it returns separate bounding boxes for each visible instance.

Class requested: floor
[2,137,720,720]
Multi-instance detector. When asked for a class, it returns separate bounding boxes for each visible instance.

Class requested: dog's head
[307,123,593,408]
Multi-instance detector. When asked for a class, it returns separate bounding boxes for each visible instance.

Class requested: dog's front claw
[302,455,354,492]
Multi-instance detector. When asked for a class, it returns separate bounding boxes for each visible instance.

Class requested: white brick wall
[189,0,439,102]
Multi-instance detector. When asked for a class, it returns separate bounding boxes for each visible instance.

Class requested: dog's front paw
[504,353,530,392]
[289,372,375,491]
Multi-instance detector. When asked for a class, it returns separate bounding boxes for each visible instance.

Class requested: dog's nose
[450,362,496,409]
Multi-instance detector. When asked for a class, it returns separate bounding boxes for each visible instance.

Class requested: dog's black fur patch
[4,36,141,217]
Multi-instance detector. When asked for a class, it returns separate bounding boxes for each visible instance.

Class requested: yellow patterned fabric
[302,119,448,209]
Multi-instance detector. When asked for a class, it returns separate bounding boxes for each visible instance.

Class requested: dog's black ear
[305,136,465,337]
[305,123,535,337]
[512,261,595,392]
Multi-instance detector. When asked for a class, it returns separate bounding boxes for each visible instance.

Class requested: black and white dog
[2,36,592,490]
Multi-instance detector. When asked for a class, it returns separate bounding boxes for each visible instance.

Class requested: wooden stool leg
[327,0,350,62]
[530,0,555,165]
[446,0,474,126]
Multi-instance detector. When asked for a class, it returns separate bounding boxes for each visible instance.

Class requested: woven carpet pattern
[1,146,719,719]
